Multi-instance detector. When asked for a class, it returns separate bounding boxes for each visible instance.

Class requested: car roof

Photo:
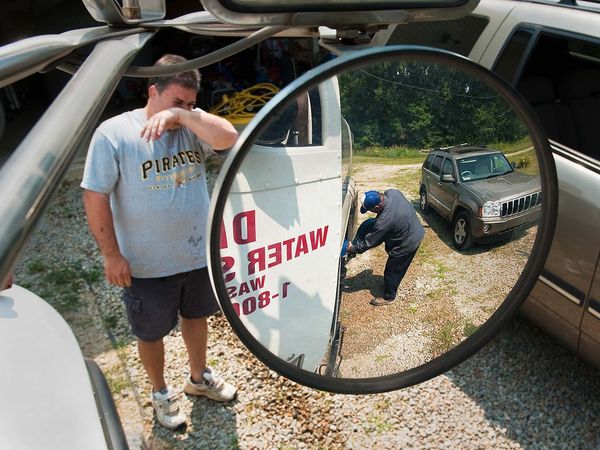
[429,145,502,158]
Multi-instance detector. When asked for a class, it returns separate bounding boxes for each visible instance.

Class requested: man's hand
[141,108,181,141]
[104,254,132,287]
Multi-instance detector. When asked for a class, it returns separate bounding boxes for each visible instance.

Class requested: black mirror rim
[207,45,558,394]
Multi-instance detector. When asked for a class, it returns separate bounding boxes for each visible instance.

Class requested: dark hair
[148,54,201,93]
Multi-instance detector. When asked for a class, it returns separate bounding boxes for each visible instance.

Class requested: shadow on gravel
[416,206,528,256]
[343,269,385,298]
[446,317,600,449]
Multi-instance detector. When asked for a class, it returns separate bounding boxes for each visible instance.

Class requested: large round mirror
[208,46,558,393]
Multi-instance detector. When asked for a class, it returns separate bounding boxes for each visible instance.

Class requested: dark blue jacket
[353,189,425,257]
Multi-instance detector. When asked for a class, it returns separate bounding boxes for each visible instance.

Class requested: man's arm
[141,108,238,150]
[350,221,388,254]
[83,190,131,287]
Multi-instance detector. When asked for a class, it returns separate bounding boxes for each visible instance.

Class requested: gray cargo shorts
[122,267,220,341]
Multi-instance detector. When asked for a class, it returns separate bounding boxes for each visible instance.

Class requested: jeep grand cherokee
[419,145,542,250]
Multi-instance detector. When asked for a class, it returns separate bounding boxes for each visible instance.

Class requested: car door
[477,0,600,353]
[428,154,451,218]
[438,156,458,214]
[580,250,600,368]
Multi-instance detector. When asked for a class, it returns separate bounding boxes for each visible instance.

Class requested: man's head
[360,190,383,214]
[146,54,201,115]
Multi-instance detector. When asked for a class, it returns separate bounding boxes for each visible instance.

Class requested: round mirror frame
[207,45,558,394]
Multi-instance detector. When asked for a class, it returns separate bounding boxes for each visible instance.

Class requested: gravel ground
[14,170,600,449]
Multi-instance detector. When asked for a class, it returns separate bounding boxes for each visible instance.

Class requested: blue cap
[360,190,381,214]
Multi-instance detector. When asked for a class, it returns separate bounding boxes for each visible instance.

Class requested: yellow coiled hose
[209,83,280,125]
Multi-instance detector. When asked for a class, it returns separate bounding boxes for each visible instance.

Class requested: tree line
[339,61,528,151]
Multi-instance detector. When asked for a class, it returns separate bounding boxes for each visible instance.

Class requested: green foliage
[27,259,46,274]
[464,322,479,337]
[356,145,423,159]
[340,61,528,151]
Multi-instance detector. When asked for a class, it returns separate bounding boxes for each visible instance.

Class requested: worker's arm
[141,108,238,150]
[350,220,388,254]
[83,190,131,287]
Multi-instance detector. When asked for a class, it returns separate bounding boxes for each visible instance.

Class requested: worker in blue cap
[347,189,425,306]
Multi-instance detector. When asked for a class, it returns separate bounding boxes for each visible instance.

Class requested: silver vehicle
[387,0,600,368]
[420,145,542,250]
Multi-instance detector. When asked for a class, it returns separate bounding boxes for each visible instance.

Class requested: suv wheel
[419,188,430,213]
[452,211,473,250]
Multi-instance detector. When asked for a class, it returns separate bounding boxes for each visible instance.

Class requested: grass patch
[44,267,82,289]
[492,136,533,155]
[422,288,464,357]
[103,314,119,330]
[354,154,426,166]
[356,145,424,160]
[385,169,421,199]
[431,322,460,355]
[81,268,102,285]
[508,148,540,176]
[38,265,100,313]
[27,259,47,274]
[463,321,479,337]
[106,369,129,396]
[366,414,393,434]
[375,354,391,363]
[435,262,450,280]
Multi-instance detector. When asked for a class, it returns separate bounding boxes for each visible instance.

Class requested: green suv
[419,145,542,250]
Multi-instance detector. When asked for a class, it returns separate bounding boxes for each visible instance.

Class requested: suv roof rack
[431,144,491,153]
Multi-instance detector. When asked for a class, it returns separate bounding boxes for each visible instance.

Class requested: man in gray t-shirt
[81,54,238,430]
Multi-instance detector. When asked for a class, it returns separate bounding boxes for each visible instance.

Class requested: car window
[386,15,489,57]
[457,153,512,181]
[494,29,534,85]
[492,154,513,173]
[498,29,600,161]
[424,153,435,170]
[430,155,444,175]
[442,158,454,176]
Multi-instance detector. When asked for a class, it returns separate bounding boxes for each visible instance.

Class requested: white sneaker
[151,386,187,430]
[183,367,237,402]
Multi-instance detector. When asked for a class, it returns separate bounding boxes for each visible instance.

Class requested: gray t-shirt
[81,108,215,278]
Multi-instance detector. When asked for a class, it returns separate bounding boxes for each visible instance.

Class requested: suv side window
[387,16,489,57]
[496,29,600,160]
[430,155,444,175]
[442,158,454,176]
[494,29,534,84]
[424,153,435,170]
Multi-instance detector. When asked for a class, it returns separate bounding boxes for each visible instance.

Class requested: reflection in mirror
[218,58,541,380]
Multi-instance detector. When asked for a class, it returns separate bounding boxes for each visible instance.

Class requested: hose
[209,83,279,125]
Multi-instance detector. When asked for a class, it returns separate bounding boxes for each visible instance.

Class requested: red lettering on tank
[239,282,252,296]
[294,234,308,258]
[233,210,256,244]
[220,221,228,249]
[221,256,235,283]
[250,275,266,291]
[247,247,266,275]
[282,238,294,260]
[267,242,282,268]
[310,226,328,249]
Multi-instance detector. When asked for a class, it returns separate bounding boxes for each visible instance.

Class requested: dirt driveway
[337,161,537,378]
